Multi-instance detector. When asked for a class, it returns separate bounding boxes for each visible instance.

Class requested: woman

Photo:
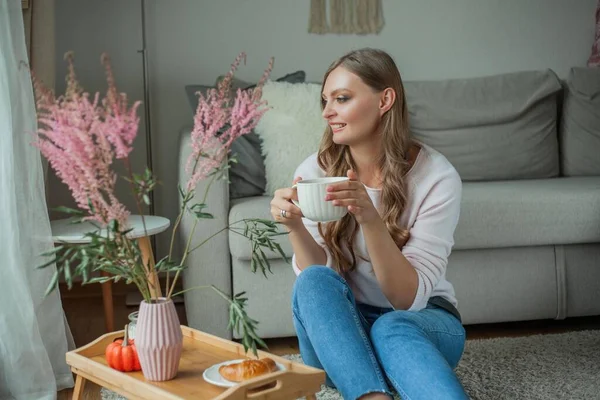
[270,48,468,400]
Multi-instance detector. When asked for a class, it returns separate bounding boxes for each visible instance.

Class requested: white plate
[202,359,286,388]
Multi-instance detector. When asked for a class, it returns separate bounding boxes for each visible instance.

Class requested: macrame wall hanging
[309,0,384,35]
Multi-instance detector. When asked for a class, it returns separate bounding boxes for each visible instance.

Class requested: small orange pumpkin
[105,324,141,372]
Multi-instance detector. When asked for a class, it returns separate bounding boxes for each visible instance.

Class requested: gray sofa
[178,67,600,340]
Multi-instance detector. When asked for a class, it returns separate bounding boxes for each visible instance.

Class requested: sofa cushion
[229,177,600,260]
[254,82,326,195]
[404,69,562,181]
[454,177,600,250]
[560,67,600,176]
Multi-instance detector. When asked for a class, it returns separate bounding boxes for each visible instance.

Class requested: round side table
[51,215,170,332]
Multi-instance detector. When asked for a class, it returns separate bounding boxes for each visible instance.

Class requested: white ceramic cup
[292,177,350,222]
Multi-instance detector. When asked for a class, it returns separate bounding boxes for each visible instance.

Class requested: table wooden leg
[100,271,114,332]
[72,374,87,400]
[138,236,162,299]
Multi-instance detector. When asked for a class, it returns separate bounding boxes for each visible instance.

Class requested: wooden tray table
[67,325,325,400]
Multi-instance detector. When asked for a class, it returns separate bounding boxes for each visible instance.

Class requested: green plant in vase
[34,52,287,378]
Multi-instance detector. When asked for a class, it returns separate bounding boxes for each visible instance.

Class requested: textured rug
[101,330,600,400]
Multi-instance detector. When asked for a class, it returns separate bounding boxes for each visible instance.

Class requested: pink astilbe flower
[217,52,247,103]
[252,57,274,102]
[100,54,141,159]
[33,52,139,226]
[185,53,274,192]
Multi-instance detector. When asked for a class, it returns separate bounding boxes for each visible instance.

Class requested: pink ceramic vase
[135,298,183,381]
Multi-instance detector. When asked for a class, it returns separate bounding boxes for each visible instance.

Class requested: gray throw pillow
[560,67,600,176]
[184,70,306,199]
[405,69,562,181]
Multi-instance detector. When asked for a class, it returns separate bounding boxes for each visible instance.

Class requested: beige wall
[54,0,598,258]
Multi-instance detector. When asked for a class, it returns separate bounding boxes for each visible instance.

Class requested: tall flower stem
[123,157,160,300]
[166,172,218,299]
[165,154,203,294]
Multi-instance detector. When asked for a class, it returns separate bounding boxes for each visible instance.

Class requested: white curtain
[0,1,74,398]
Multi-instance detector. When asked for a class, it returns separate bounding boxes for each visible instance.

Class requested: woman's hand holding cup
[271,177,304,231]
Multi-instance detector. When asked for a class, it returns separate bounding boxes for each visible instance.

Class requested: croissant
[219,357,278,382]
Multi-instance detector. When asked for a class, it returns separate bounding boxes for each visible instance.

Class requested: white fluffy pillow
[255,81,326,195]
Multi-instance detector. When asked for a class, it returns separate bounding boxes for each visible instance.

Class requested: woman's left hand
[325,169,380,226]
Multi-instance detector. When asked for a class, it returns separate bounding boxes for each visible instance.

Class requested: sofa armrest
[178,128,232,339]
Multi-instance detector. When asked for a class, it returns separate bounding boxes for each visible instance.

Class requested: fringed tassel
[330,0,355,34]
[310,0,383,35]
[354,0,384,35]
[309,0,329,34]
[369,0,384,34]
[355,0,367,34]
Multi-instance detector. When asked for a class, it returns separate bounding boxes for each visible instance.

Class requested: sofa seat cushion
[229,177,600,260]
[454,177,600,250]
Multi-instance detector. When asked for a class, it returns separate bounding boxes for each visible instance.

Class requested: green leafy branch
[40,214,173,303]
[171,284,268,356]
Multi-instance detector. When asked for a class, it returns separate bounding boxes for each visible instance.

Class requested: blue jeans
[292,266,468,400]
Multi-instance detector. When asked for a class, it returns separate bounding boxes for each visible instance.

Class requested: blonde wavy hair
[317,48,413,276]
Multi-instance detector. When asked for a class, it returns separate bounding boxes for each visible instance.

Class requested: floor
[57,281,600,399]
